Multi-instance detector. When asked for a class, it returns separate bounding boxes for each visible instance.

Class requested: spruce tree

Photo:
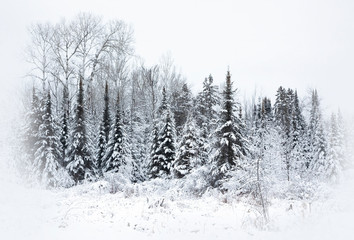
[59,86,69,167]
[290,90,307,175]
[102,93,129,174]
[250,98,267,162]
[195,74,219,136]
[66,77,96,183]
[336,110,347,169]
[274,87,293,180]
[170,83,193,135]
[149,87,177,178]
[307,90,327,178]
[274,86,288,130]
[149,121,160,178]
[23,87,42,167]
[211,70,248,186]
[194,75,219,165]
[325,113,341,183]
[33,91,63,187]
[97,81,111,175]
[173,116,199,178]
[128,112,146,182]
[157,87,168,115]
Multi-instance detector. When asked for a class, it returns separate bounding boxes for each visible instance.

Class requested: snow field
[1,169,354,240]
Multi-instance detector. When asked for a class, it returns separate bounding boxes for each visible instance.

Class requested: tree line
[20,14,348,195]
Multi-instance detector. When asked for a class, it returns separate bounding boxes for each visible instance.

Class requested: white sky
[1,0,354,120]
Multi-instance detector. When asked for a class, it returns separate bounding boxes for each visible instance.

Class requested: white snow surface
[1,152,354,240]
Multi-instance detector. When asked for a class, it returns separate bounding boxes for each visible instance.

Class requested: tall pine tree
[97,81,111,175]
[307,90,327,179]
[23,87,42,170]
[170,83,193,135]
[33,91,63,187]
[66,77,96,183]
[149,87,177,178]
[59,86,69,167]
[289,90,307,176]
[325,113,342,183]
[211,70,248,186]
[173,116,199,178]
[274,87,293,180]
[102,93,130,175]
[195,75,219,134]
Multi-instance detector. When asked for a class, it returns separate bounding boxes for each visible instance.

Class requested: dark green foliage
[129,112,147,182]
[149,87,176,178]
[211,71,248,185]
[102,93,128,173]
[158,87,168,115]
[274,87,308,180]
[308,89,327,175]
[170,83,193,135]
[33,91,63,187]
[97,81,111,175]
[195,75,219,136]
[66,78,96,183]
[173,117,199,178]
[149,121,160,178]
[59,86,69,167]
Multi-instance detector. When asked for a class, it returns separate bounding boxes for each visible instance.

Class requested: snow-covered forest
[19,13,351,196]
[3,12,354,239]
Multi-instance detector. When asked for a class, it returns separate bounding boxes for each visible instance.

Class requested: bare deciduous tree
[27,13,134,117]
[26,23,53,92]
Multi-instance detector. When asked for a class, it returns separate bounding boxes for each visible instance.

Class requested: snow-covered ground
[1,148,353,240]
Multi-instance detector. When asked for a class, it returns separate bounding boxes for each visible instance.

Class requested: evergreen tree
[128,112,146,182]
[149,121,160,178]
[274,86,289,130]
[173,116,199,178]
[158,87,168,115]
[307,90,327,178]
[290,91,306,143]
[149,87,177,178]
[195,74,219,136]
[59,86,69,167]
[170,83,193,135]
[274,87,308,181]
[102,93,130,174]
[336,110,347,169]
[211,71,248,186]
[23,87,42,166]
[274,87,293,180]
[193,75,220,165]
[66,77,96,183]
[325,113,342,183]
[197,125,211,166]
[262,97,272,118]
[250,98,267,162]
[96,81,111,175]
[33,91,63,187]
[289,90,307,175]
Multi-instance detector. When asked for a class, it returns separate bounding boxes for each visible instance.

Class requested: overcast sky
[1,0,354,121]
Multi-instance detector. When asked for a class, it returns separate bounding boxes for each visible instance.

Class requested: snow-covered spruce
[33,91,69,187]
[96,81,111,176]
[211,70,249,187]
[149,87,177,179]
[173,116,200,178]
[66,77,96,183]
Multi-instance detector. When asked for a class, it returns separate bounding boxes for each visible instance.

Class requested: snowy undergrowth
[1,158,354,240]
